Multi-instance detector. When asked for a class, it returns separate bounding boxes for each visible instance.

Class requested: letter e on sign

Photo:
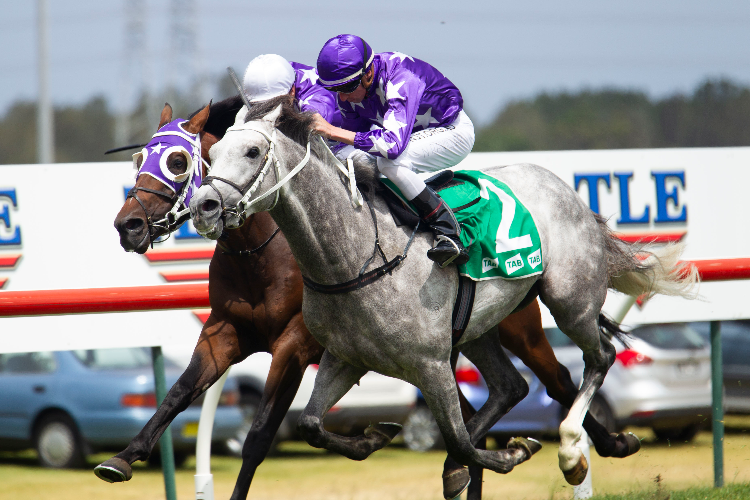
[652,171,687,223]
[0,189,21,246]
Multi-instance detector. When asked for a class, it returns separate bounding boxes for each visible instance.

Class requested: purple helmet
[317,34,374,92]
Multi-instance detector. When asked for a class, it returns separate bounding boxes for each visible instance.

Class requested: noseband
[126,185,189,245]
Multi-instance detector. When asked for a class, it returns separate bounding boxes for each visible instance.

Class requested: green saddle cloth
[381,170,544,281]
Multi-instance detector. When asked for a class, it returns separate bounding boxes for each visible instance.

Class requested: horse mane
[188,94,315,145]
[189,95,244,139]
[243,94,315,145]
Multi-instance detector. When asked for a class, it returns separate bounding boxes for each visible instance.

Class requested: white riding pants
[337,110,475,200]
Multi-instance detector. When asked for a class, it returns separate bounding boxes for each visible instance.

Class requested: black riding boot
[411,186,470,267]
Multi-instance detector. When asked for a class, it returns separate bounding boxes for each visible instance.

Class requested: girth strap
[451,271,476,346]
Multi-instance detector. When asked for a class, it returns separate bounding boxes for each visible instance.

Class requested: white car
[164,349,416,449]
[550,322,712,441]
[237,353,416,440]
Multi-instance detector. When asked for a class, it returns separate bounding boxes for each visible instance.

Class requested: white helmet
[243,54,296,103]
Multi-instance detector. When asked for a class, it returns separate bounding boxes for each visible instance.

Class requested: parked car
[691,320,750,414]
[552,322,712,441]
[402,322,712,450]
[0,347,244,468]
[182,352,417,448]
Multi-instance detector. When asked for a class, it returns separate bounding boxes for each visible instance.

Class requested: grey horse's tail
[595,214,700,300]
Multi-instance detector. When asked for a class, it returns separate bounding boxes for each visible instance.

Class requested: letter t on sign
[574,173,611,215]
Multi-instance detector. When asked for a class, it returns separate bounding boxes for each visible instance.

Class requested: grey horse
[189,96,698,488]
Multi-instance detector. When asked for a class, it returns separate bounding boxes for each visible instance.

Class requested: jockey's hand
[311,114,356,146]
[312,114,333,139]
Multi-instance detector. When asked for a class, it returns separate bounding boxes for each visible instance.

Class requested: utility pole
[170,0,206,107]
[36,0,54,164]
[117,0,151,146]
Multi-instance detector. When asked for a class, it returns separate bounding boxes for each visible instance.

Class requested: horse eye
[168,154,188,174]
[246,147,260,159]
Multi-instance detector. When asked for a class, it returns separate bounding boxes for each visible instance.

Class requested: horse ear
[234,105,248,126]
[158,103,173,130]
[262,104,283,124]
[184,101,211,135]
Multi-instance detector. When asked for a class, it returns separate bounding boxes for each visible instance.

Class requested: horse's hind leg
[298,350,402,460]
[95,315,245,483]
[540,275,615,485]
[498,301,639,459]
[230,313,322,500]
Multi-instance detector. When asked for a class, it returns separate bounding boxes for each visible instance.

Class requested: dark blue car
[0,347,244,468]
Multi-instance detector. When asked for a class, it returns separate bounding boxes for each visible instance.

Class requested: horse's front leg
[297,350,402,460]
[419,352,540,481]
[442,349,484,500]
[94,314,245,483]
[230,313,322,500]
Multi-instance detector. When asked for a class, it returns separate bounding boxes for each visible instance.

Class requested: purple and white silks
[290,61,342,128]
[335,53,463,160]
[132,119,203,214]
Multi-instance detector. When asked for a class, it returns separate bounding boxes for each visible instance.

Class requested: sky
[1,0,750,126]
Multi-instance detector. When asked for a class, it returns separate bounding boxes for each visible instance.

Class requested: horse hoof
[562,454,588,485]
[364,422,403,442]
[442,467,470,499]
[94,457,132,483]
[614,432,641,457]
[507,436,543,462]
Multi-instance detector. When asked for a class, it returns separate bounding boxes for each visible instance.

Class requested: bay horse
[189,96,697,491]
[101,96,642,500]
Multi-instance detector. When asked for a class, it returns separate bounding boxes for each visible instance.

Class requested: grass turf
[1,426,749,499]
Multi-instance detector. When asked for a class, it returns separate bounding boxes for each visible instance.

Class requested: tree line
[2,78,750,165]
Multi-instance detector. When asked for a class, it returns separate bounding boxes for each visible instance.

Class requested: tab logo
[482,257,498,273]
[505,253,524,274]
[527,249,541,269]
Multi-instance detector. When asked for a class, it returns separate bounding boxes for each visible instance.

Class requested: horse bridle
[200,126,281,228]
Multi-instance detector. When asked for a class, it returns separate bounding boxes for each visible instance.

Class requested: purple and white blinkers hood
[133,119,203,213]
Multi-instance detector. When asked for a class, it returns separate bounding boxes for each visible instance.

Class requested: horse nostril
[124,218,144,232]
[201,199,219,213]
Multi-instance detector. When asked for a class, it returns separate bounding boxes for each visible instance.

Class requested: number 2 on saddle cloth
[381,170,544,282]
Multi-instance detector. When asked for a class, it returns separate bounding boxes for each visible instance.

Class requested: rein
[302,194,420,294]
[218,226,281,256]
[208,116,410,294]
[201,120,362,228]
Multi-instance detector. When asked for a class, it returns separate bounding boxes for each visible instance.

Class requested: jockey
[243,53,341,129]
[312,34,474,267]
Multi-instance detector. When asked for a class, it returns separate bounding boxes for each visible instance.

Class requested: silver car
[550,322,712,442]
